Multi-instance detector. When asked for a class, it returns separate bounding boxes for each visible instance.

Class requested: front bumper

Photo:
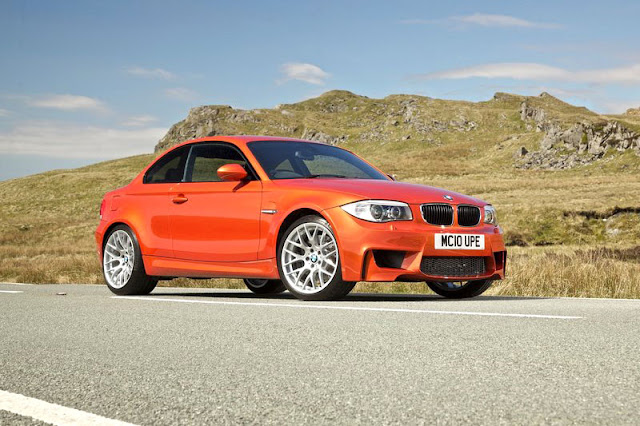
[323,206,506,283]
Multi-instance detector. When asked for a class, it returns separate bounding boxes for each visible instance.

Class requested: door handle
[172,195,188,204]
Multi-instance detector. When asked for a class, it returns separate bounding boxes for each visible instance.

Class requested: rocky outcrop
[156,105,231,152]
[625,107,640,117]
[521,102,551,132]
[398,98,477,134]
[517,102,640,170]
[300,129,348,145]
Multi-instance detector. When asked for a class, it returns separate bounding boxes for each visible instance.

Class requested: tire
[243,278,286,295]
[102,224,157,296]
[426,280,492,299]
[277,215,356,301]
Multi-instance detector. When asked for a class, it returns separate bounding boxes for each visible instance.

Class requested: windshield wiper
[304,174,349,179]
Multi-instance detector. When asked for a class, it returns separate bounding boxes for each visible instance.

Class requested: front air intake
[421,257,486,277]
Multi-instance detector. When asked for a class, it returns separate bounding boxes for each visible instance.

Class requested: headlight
[484,205,498,225]
[341,200,413,223]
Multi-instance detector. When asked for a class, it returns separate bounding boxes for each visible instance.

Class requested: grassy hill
[1,91,639,297]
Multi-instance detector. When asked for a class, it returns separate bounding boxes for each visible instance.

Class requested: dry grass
[492,246,640,298]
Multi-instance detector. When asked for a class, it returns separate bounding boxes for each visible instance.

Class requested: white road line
[113,296,583,320]
[0,282,33,286]
[0,290,23,294]
[0,389,137,426]
[558,296,640,302]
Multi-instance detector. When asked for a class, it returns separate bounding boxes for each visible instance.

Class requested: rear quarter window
[143,146,189,184]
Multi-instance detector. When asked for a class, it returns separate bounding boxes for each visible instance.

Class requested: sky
[1,0,639,180]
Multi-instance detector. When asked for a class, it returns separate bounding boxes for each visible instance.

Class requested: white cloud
[0,108,9,117]
[0,121,166,159]
[27,94,107,112]
[401,13,561,29]
[416,62,640,84]
[125,66,175,80]
[164,87,198,102]
[451,13,561,29]
[279,63,330,85]
[121,114,158,127]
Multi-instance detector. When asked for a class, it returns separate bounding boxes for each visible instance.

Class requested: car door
[134,145,190,258]
[168,142,262,262]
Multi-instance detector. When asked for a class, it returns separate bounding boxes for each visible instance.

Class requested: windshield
[247,141,388,180]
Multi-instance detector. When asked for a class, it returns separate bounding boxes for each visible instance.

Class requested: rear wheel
[277,215,355,301]
[243,278,286,295]
[103,225,157,295]
[426,280,492,299]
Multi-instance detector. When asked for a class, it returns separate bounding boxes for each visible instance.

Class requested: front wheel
[103,225,157,295]
[243,279,286,295]
[426,280,492,299]
[277,215,355,301]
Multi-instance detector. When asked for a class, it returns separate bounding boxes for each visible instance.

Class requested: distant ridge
[156,90,640,170]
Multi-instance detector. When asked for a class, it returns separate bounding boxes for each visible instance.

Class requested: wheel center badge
[310,254,318,263]
[443,195,454,201]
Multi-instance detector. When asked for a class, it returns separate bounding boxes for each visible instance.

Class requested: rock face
[300,129,347,145]
[156,105,230,152]
[517,101,640,170]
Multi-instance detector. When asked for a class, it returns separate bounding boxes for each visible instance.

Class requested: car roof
[170,135,325,150]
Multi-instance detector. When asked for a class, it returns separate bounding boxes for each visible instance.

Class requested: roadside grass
[492,246,640,299]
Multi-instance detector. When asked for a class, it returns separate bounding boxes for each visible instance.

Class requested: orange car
[96,136,506,300]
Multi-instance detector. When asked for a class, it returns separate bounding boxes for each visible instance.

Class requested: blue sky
[1,0,639,180]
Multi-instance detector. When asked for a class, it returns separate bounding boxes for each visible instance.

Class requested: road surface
[1,283,639,425]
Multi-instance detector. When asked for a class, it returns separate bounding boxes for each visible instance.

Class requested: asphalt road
[1,283,639,425]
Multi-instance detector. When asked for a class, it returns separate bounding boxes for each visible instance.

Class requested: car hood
[272,179,487,207]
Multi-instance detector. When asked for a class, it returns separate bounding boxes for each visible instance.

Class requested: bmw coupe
[96,136,506,300]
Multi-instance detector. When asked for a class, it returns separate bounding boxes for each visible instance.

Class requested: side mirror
[217,164,248,182]
[387,173,397,181]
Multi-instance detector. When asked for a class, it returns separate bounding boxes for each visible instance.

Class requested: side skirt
[143,256,279,280]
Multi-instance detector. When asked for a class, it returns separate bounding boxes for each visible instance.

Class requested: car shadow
[149,291,548,302]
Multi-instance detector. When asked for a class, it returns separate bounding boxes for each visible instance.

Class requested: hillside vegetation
[1,91,639,298]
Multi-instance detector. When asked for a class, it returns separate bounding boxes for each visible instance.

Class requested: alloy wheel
[103,230,135,289]
[281,222,339,294]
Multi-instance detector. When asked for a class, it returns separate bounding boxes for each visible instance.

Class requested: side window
[185,144,250,183]
[143,146,189,184]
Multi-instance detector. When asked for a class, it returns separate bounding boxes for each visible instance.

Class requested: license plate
[434,234,485,250]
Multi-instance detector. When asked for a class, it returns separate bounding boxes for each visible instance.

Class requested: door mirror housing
[217,164,248,182]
